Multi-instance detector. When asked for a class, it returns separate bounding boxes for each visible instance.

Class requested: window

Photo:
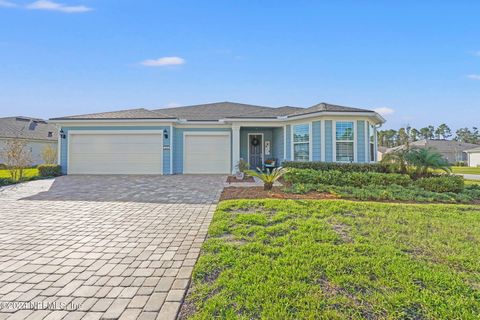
[293,124,310,161]
[336,121,354,162]
[369,124,375,162]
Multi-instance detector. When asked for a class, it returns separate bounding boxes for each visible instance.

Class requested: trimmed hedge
[37,164,62,177]
[287,183,480,204]
[284,168,412,187]
[282,161,389,173]
[415,176,465,193]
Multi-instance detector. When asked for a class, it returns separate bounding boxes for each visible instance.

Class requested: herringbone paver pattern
[0,175,225,319]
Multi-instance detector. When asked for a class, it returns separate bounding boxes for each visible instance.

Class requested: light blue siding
[312,121,321,161]
[172,127,232,174]
[59,126,171,174]
[324,120,333,162]
[239,128,273,162]
[285,125,291,160]
[272,127,284,162]
[357,120,366,163]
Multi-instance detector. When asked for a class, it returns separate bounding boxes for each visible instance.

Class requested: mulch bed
[220,186,338,201]
[226,176,255,183]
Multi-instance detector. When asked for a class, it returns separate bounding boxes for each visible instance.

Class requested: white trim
[321,120,325,162]
[67,129,164,175]
[182,131,232,174]
[247,133,265,169]
[49,119,175,124]
[291,123,311,162]
[67,130,164,135]
[283,125,287,161]
[333,120,357,163]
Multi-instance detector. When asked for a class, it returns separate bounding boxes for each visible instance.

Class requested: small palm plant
[405,148,451,178]
[246,167,290,190]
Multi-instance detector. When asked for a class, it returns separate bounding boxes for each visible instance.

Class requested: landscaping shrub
[284,168,412,187]
[37,164,62,177]
[0,178,15,186]
[415,175,465,193]
[282,161,389,173]
[286,183,478,203]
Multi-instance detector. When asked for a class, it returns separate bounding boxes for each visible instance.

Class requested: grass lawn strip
[451,166,480,175]
[181,199,480,319]
[0,168,39,179]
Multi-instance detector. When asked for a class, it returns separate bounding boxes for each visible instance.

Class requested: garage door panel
[69,132,163,174]
[184,134,230,174]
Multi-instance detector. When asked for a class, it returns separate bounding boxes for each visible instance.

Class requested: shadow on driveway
[22,175,226,204]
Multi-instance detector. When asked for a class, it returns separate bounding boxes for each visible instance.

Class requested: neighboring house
[0,116,58,165]
[377,146,388,161]
[466,147,480,167]
[49,102,385,175]
[385,139,480,164]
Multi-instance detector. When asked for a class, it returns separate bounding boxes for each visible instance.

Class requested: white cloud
[374,107,395,116]
[141,56,185,67]
[0,0,17,7]
[472,51,480,56]
[165,102,180,108]
[26,0,92,13]
[467,74,480,80]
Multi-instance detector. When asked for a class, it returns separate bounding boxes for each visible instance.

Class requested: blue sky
[0,0,479,130]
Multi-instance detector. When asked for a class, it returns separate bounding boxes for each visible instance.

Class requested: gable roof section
[50,108,175,120]
[50,102,383,123]
[152,102,291,121]
[0,117,57,141]
[465,146,480,153]
[288,102,374,117]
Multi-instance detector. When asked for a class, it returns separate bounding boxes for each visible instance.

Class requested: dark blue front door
[249,134,263,169]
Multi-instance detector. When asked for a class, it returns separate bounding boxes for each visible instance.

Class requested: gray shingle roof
[50,102,379,121]
[0,117,57,141]
[152,102,287,121]
[50,108,175,120]
[465,146,480,153]
[288,102,374,117]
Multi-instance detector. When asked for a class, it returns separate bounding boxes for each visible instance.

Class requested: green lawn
[451,166,480,175]
[184,199,480,319]
[0,168,39,179]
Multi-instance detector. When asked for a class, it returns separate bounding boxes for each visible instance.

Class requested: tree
[419,126,435,140]
[405,148,451,178]
[435,123,452,140]
[397,127,409,146]
[455,127,480,144]
[0,138,32,181]
[381,150,409,174]
[41,145,57,164]
[410,128,420,142]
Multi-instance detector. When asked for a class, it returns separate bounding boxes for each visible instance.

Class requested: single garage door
[184,133,231,174]
[68,131,163,174]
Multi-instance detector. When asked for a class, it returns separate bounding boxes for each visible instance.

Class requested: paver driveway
[0,175,226,320]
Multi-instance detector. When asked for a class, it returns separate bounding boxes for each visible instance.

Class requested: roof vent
[48,132,53,137]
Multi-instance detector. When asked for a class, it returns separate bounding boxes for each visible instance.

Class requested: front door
[249,134,263,169]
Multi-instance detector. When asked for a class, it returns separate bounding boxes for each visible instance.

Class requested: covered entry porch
[231,125,285,173]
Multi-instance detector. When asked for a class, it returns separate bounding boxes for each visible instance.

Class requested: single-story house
[0,116,58,165]
[385,139,480,164]
[466,147,480,167]
[49,102,385,175]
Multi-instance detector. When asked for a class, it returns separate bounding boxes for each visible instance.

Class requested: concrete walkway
[459,174,480,181]
[0,175,226,320]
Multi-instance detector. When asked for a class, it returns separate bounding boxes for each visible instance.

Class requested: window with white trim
[336,121,354,162]
[293,124,310,161]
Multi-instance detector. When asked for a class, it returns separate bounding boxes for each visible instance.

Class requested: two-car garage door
[67,131,231,175]
[68,131,163,174]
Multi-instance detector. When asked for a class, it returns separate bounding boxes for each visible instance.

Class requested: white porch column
[232,125,241,173]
